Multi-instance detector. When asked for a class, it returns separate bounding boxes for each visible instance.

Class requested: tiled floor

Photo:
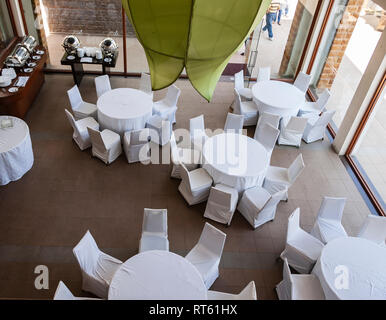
[0,74,371,299]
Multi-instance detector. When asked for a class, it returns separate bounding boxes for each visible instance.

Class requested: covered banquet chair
[73,230,123,299]
[64,109,99,151]
[186,222,226,289]
[189,114,209,152]
[357,214,386,246]
[299,89,330,115]
[204,183,239,226]
[253,123,280,160]
[302,110,336,143]
[123,128,151,164]
[224,112,244,133]
[256,111,281,130]
[234,69,252,100]
[95,74,112,98]
[208,281,257,300]
[233,88,258,126]
[152,84,181,124]
[139,72,154,99]
[278,116,308,147]
[276,258,325,300]
[280,208,324,274]
[87,127,122,165]
[53,281,101,300]
[293,71,311,94]
[139,208,169,253]
[67,85,97,120]
[310,197,348,244]
[256,66,271,82]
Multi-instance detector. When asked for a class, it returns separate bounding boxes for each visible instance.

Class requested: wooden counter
[0,44,47,118]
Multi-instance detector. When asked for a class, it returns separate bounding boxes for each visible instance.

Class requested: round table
[108,250,207,300]
[97,88,153,135]
[202,133,269,192]
[312,237,386,300]
[252,80,305,117]
[0,116,34,186]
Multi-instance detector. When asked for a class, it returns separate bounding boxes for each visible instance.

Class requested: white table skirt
[0,116,34,186]
[97,88,153,135]
[202,133,269,192]
[312,237,386,300]
[252,80,305,117]
[108,250,207,300]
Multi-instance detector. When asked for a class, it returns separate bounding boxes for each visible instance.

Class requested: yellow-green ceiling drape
[122,0,271,101]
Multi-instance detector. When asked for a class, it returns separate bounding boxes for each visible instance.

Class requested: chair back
[180,163,193,192]
[64,109,79,134]
[224,112,244,132]
[72,230,100,272]
[257,111,280,129]
[316,88,331,112]
[130,128,150,145]
[264,185,287,211]
[67,85,83,110]
[170,132,180,164]
[233,88,242,115]
[139,72,153,96]
[314,110,335,127]
[165,85,181,107]
[53,281,76,300]
[285,116,308,133]
[209,186,232,209]
[282,258,294,300]
[238,281,257,300]
[95,75,111,98]
[142,208,168,237]
[317,196,346,222]
[286,208,301,242]
[357,214,386,244]
[287,154,305,184]
[293,71,311,93]
[199,222,226,258]
[257,66,270,82]
[189,115,205,139]
[87,127,107,151]
[234,70,244,91]
[255,123,280,153]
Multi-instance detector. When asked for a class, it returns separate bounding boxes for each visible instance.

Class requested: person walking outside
[277,0,289,25]
[262,1,280,41]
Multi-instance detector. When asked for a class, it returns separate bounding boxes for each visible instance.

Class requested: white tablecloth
[252,80,305,117]
[312,237,386,300]
[202,133,269,192]
[97,88,153,135]
[0,116,34,185]
[108,250,207,300]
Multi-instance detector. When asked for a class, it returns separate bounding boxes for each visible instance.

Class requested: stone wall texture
[41,0,136,37]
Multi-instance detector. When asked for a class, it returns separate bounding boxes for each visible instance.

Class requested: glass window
[0,1,16,53]
[309,0,383,131]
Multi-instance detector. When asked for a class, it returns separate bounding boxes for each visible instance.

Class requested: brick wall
[279,1,305,76]
[41,0,136,37]
[317,0,365,89]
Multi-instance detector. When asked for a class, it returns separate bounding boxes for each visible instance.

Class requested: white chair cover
[53,281,101,300]
[310,197,348,244]
[276,258,325,300]
[256,111,281,130]
[190,114,208,152]
[357,214,386,246]
[87,127,122,165]
[95,74,112,98]
[256,66,271,82]
[147,115,171,146]
[67,85,97,120]
[254,123,280,160]
[234,69,253,100]
[204,184,239,226]
[123,128,150,163]
[302,110,335,143]
[139,208,169,252]
[153,84,180,124]
[139,72,154,99]
[73,230,123,298]
[278,116,308,147]
[178,164,213,205]
[280,208,324,274]
[170,131,200,179]
[64,109,99,150]
[299,89,331,115]
[224,112,244,133]
[233,88,258,126]
[263,154,305,201]
[186,222,226,289]
[293,72,311,93]
[237,185,287,229]
[208,281,257,300]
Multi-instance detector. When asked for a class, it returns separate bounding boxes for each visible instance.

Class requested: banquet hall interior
[0,0,385,301]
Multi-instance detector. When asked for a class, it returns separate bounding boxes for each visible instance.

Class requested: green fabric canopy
[122,0,271,101]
